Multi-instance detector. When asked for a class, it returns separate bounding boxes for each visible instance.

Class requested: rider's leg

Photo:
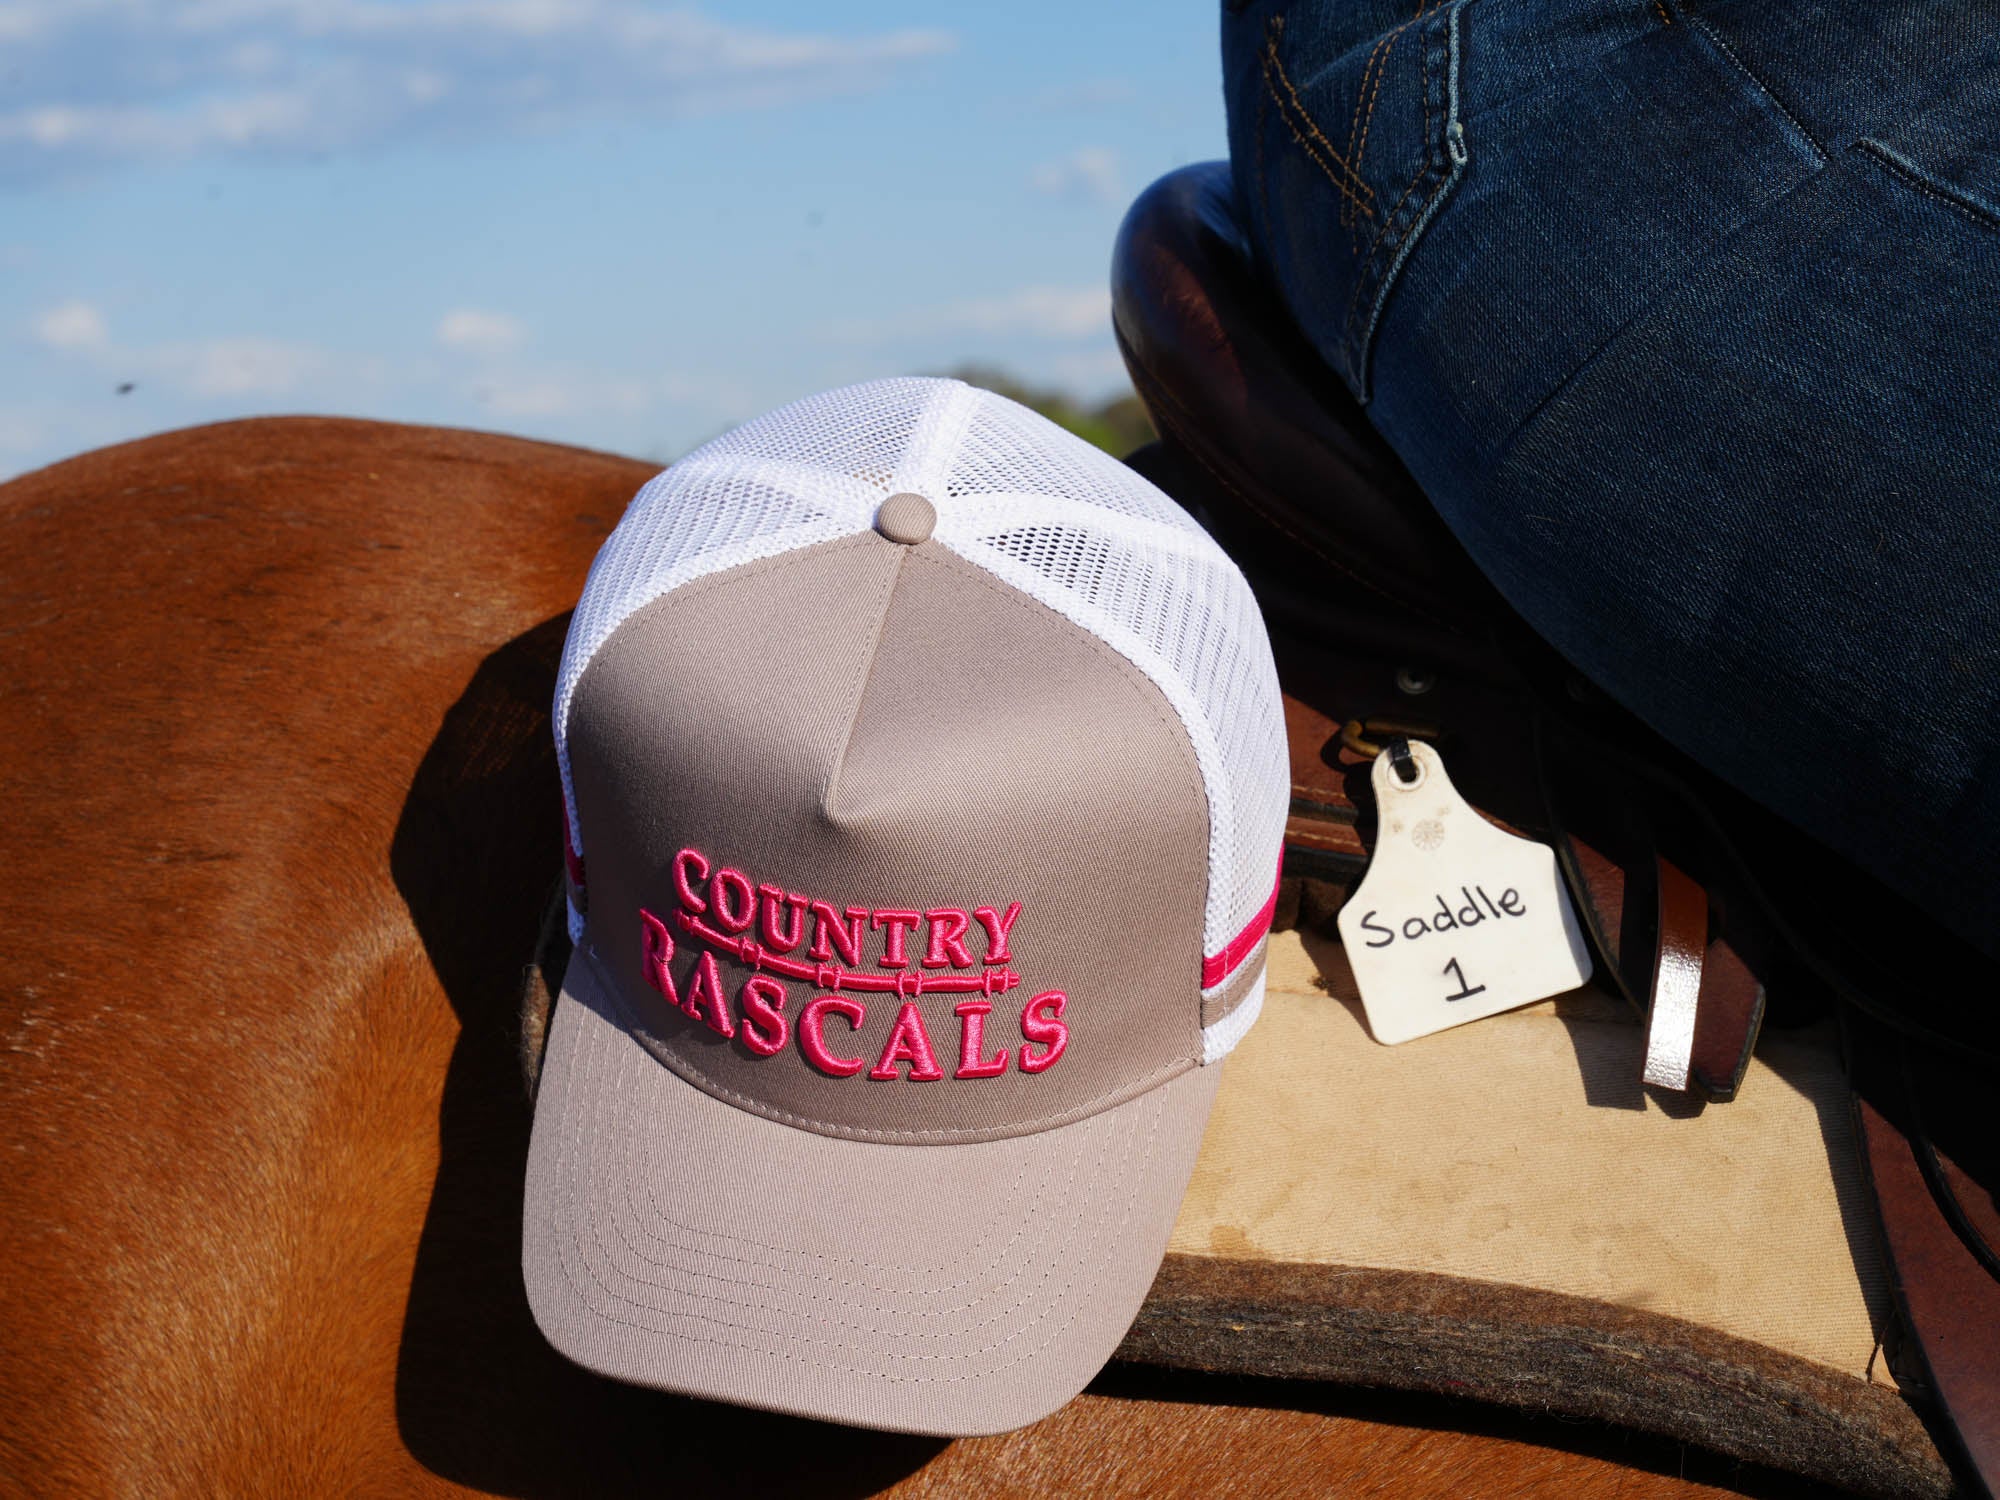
[1223,0,2000,956]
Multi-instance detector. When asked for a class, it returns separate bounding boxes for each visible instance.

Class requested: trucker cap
[523,376,1289,1436]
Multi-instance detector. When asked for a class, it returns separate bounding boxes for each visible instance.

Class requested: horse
[0,412,1852,1497]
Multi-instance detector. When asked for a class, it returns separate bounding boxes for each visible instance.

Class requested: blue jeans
[1223,0,2000,957]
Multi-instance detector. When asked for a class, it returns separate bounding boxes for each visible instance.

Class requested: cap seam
[1201,968,1265,1065]
[922,531,1233,958]
[565,532,884,861]
[887,379,983,497]
[1200,945,1266,1028]
[822,541,908,818]
[556,480,882,866]
[936,492,1220,564]
[908,548,1200,840]
[932,520,1263,963]
[901,539,1212,1011]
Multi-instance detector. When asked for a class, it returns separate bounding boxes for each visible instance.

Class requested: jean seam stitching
[1337,25,1435,373]
[1686,14,1827,166]
[1346,12,1425,233]
[1343,0,1469,398]
[1363,0,1471,389]
[1260,16,1379,219]
[1255,36,1272,238]
[1853,138,2000,233]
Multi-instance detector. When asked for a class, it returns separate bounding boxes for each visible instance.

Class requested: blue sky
[0,1,1228,479]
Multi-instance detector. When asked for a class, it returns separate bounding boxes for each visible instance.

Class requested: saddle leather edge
[1853,1015,2000,1498]
[1124,1254,1951,1500]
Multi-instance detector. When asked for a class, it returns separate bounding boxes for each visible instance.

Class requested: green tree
[941,366,1155,458]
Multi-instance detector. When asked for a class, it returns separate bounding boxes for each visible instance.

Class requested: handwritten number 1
[1443,956,1486,1003]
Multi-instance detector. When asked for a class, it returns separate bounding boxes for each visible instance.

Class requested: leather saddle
[1110,160,2000,1494]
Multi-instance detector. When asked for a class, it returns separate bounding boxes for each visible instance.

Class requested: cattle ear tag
[1336,740,1592,1044]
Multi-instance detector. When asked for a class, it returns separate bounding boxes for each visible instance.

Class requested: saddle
[1110,161,2000,1495]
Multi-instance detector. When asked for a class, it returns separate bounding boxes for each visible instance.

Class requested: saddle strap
[1641,857,1767,1099]
[1644,857,1708,1092]
[1544,725,1767,1103]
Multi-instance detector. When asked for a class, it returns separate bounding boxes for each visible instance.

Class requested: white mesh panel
[930,406,1289,970]
[556,378,1289,1056]
[946,396,1203,526]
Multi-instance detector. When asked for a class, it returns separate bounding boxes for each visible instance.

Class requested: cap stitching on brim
[560,968,1160,1336]
[545,998,1172,1377]
[598,1068,1151,1333]
[556,1129,1157,1373]
[631,1161,1039,1298]
[598,968,1099,1298]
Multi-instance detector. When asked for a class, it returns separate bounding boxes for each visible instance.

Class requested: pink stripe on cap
[1201,862,1281,989]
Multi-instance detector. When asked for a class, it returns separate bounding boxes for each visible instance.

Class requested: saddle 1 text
[1354,883,1527,948]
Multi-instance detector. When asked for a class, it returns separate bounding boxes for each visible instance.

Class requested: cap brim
[522,942,1223,1437]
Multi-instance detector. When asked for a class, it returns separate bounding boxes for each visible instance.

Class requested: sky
[0,1,1229,480]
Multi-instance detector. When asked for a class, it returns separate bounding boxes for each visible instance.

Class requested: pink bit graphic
[677,909,1021,996]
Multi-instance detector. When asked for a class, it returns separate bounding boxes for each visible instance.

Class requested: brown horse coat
[0,417,1816,1498]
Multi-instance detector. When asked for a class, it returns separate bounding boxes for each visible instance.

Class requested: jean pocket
[1232,0,1470,400]
[1851,140,2000,237]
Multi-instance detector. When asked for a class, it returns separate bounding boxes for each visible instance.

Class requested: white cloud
[471,367,728,420]
[0,0,956,182]
[168,336,323,396]
[28,304,724,420]
[1030,147,1121,205]
[949,286,1110,339]
[33,300,109,351]
[437,308,524,355]
[31,304,324,397]
[828,285,1109,345]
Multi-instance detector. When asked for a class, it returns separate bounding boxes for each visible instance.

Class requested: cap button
[875,492,936,545]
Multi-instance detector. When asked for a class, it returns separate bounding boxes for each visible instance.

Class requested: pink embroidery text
[639,848,1065,1080]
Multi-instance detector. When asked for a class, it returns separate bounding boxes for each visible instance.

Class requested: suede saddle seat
[1107,160,2000,1497]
